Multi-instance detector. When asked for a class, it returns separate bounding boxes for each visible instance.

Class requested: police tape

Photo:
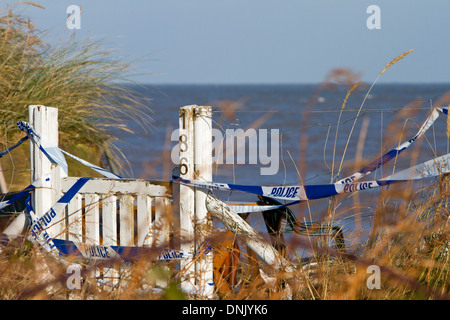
[17,121,69,175]
[26,177,91,257]
[0,135,29,158]
[1,174,206,263]
[0,231,206,264]
[17,121,122,179]
[336,106,448,185]
[0,173,53,211]
[174,151,450,212]
[173,106,450,213]
[51,238,209,263]
[0,184,34,211]
[1,178,93,266]
[1,119,121,211]
[4,107,449,259]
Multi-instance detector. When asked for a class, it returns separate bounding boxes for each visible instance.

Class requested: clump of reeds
[0,3,152,188]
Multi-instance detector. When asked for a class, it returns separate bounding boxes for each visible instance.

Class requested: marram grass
[0,5,152,188]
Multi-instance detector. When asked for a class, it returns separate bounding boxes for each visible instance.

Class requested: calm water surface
[113,83,450,251]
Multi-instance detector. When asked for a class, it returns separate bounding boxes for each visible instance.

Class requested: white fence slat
[137,195,152,247]
[102,195,119,287]
[119,195,134,246]
[102,195,118,246]
[154,197,170,246]
[67,194,82,242]
[84,194,100,244]
[61,177,168,196]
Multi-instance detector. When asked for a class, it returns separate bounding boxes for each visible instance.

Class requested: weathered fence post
[29,105,67,238]
[179,106,196,292]
[193,106,214,297]
[179,105,214,297]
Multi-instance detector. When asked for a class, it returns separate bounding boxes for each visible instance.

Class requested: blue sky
[2,0,450,84]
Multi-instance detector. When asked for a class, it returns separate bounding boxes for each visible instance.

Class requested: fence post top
[28,104,54,109]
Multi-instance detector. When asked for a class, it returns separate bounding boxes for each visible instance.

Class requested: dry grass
[2,193,447,300]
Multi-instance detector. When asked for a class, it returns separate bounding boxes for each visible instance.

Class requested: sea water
[112,83,450,253]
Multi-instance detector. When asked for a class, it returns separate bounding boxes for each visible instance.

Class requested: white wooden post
[193,106,214,297]
[179,106,196,292]
[29,105,67,238]
[179,105,214,297]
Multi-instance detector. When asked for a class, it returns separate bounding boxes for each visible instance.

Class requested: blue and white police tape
[0,184,34,211]
[16,121,122,179]
[25,196,62,258]
[1,230,205,263]
[173,106,450,213]
[0,135,28,158]
[51,238,212,263]
[227,203,296,214]
[0,173,53,211]
[26,177,91,256]
[17,121,69,175]
[0,135,35,210]
[336,106,448,185]
[173,151,450,213]
[59,149,122,179]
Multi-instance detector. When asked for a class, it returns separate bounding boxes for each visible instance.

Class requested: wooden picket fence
[17,104,294,299]
[25,104,215,297]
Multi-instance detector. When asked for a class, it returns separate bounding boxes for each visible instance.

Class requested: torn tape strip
[59,149,122,179]
[0,173,53,211]
[0,184,34,211]
[17,121,68,175]
[17,121,121,179]
[336,106,448,184]
[0,135,28,158]
[26,177,91,257]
